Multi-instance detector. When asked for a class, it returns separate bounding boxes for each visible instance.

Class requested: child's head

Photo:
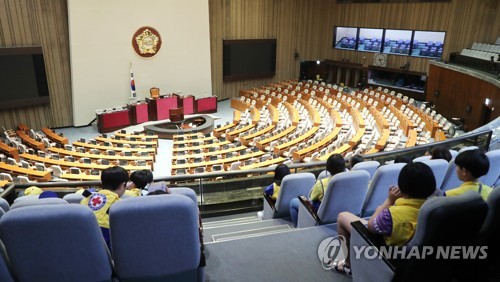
[327,154,346,176]
[398,162,436,199]
[101,166,129,197]
[130,170,149,189]
[455,149,489,181]
[274,164,291,186]
[430,146,452,162]
[350,154,364,169]
[394,155,412,164]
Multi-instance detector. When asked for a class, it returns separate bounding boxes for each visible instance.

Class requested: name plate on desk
[146,96,179,121]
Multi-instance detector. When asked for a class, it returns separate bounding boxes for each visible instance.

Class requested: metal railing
[1,129,493,216]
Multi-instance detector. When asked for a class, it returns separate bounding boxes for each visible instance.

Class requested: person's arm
[309,180,322,201]
[367,185,401,233]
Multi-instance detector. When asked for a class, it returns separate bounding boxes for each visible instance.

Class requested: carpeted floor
[204,224,352,282]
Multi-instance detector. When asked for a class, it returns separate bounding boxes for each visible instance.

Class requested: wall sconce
[485,98,491,106]
[466,105,472,113]
[316,60,321,65]
[434,90,439,97]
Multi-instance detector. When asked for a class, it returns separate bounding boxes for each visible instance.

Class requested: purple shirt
[372,208,393,236]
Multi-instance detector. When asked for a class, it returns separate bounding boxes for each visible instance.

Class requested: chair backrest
[361,163,406,217]
[479,149,500,187]
[351,160,381,180]
[62,193,85,204]
[10,197,67,210]
[412,155,431,162]
[317,170,370,224]
[0,205,113,282]
[440,159,462,191]
[0,239,14,282]
[0,198,9,213]
[477,187,500,252]
[109,195,201,281]
[317,170,331,181]
[275,173,316,215]
[414,159,449,189]
[396,192,488,281]
[170,187,198,205]
[458,145,478,153]
[409,191,487,247]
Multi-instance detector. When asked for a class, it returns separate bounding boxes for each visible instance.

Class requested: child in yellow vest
[334,162,436,277]
[81,166,128,248]
[445,149,492,201]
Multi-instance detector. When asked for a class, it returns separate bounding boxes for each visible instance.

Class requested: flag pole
[129,62,137,104]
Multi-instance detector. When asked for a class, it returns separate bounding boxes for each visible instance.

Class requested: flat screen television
[357,28,384,53]
[411,31,445,58]
[223,39,277,81]
[383,29,413,56]
[0,46,50,110]
[333,27,358,50]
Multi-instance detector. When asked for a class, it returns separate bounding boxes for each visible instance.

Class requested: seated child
[127,169,170,196]
[333,162,436,277]
[289,154,345,227]
[430,146,452,162]
[445,149,491,200]
[264,164,291,200]
[81,166,128,247]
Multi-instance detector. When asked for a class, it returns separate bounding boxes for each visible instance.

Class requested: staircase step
[203,216,261,229]
[210,225,292,242]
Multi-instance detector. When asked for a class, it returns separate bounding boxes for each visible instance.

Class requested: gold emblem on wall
[132,26,162,58]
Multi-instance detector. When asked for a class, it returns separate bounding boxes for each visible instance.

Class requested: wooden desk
[213,111,240,138]
[173,132,204,140]
[0,180,8,187]
[61,173,101,181]
[171,151,265,170]
[16,130,45,151]
[274,126,319,155]
[115,132,159,143]
[171,146,247,161]
[389,105,415,135]
[300,101,321,126]
[434,130,447,141]
[318,144,351,161]
[0,162,51,181]
[240,124,275,146]
[172,140,231,152]
[0,141,19,161]
[173,136,217,146]
[239,157,286,170]
[256,126,297,150]
[375,129,391,150]
[405,130,418,147]
[293,126,342,161]
[72,141,156,155]
[95,137,157,148]
[42,128,69,145]
[47,148,154,169]
[20,153,151,171]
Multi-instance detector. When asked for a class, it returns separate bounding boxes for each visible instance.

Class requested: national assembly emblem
[132,26,162,58]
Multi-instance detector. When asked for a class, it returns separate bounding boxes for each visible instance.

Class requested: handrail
[1,129,492,213]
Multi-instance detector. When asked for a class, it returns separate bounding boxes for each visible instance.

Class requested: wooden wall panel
[427,64,500,131]
[0,0,72,130]
[209,0,500,101]
[1,0,498,130]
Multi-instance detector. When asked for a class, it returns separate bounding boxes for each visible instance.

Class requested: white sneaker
[257,211,264,219]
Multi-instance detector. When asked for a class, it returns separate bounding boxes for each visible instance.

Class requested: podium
[97,109,131,133]
[129,102,149,125]
[195,96,217,113]
[146,96,179,121]
[181,95,195,115]
[169,107,184,122]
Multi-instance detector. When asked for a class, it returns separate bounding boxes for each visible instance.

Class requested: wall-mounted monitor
[0,47,50,110]
[383,29,413,56]
[358,28,384,52]
[333,27,358,50]
[223,39,277,81]
[412,31,445,58]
